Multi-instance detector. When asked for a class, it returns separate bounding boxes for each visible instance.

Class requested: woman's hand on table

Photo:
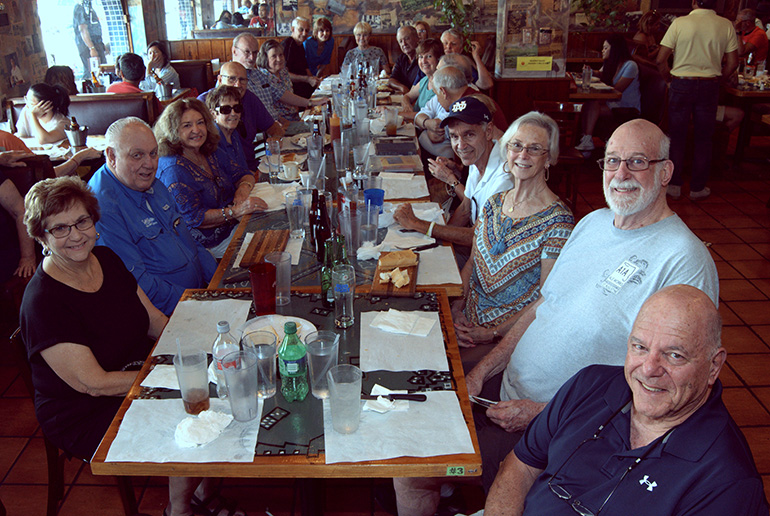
[29,100,53,119]
[486,399,546,433]
[233,196,268,219]
[233,181,254,205]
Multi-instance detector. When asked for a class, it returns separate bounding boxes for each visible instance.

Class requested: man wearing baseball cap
[394,96,513,257]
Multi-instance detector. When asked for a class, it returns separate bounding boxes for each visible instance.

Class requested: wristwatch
[449,179,461,190]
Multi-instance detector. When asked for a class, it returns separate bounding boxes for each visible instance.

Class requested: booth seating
[170,59,215,95]
[5,92,158,136]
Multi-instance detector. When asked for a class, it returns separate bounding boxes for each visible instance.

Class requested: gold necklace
[506,187,546,214]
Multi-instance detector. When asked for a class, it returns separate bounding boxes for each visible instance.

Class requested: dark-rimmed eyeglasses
[220,74,248,85]
[507,142,548,156]
[45,215,94,239]
[597,157,666,172]
[217,104,244,115]
[547,402,674,515]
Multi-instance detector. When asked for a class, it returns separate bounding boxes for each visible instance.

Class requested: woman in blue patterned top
[452,112,575,352]
[341,22,391,75]
[154,98,267,258]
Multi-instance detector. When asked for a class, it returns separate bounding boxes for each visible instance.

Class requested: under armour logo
[452,100,467,112]
[639,475,657,491]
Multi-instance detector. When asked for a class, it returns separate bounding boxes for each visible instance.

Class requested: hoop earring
[96,232,101,240]
[503,161,510,173]
[544,166,550,182]
[42,246,51,257]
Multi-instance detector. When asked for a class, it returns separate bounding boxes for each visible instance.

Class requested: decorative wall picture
[494,0,569,77]
[6,52,25,87]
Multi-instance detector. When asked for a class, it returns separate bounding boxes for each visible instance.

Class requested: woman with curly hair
[154,98,266,257]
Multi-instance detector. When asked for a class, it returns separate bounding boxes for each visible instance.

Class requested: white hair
[105,117,151,151]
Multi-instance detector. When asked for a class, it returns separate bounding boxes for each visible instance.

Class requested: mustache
[608,178,642,190]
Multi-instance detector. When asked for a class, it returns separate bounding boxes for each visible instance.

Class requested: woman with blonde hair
[342,22,391,74]
[154,98,266,257]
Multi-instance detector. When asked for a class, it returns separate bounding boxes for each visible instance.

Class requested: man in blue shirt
[89,117,217,316]
[485,285,768,516]
[198,60,283,170]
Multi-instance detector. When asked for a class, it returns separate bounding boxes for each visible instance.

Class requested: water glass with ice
[222,349,259,422]
[305,331,340,399]
[241,331,277,399]
[327,364,363,434]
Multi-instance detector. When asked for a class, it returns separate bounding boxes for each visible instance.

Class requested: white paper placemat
[140,364,179,389]
[416,246,462,286]
[323,391,474,464]
[359,311,448,372]
[153,299,252,355]
[105,399,261,463]
[383,176,429,200]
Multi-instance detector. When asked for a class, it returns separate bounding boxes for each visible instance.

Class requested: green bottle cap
[284,321,297,334]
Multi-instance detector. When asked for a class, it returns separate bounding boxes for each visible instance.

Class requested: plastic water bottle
[581,65,592,93]
[278,322,309,402]
[212,321,239,399]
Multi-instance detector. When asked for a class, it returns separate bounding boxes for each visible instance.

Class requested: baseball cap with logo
[440,96,492,128]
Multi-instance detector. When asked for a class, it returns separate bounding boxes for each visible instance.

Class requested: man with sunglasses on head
[485,285,768,516]
[198,60,283,170]
[394,119,718,516]
[88,117,217,316]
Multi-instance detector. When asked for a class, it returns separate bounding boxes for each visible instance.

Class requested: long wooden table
[90,288,481,479]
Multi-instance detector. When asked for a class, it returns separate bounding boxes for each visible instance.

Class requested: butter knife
[361,393,427,402]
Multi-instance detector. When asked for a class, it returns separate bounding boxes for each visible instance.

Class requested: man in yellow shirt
[657,0,738,201]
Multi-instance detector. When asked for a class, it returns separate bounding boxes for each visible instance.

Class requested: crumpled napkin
[175,410,233,448]
[381,229,434,251]
[140,364,180,389]
[357,242,382,261]
[370,309,436,337]
[363,384,409,413]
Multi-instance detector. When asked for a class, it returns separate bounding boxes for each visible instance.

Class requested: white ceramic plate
[289,133,332,148]
[238,315,317,343]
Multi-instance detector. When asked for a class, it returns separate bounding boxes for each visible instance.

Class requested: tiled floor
[3,159,770,515]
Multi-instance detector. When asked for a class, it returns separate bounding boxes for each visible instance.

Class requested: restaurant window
[37,0,130,81]
[165,0,197,40]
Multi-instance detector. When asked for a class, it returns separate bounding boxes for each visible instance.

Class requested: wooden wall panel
[183,40,198,60]
[197,40,213,61]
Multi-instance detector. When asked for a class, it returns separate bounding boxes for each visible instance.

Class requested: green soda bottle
[278,322,309,402]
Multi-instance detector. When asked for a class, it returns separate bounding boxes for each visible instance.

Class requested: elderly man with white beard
[393,118,719,516]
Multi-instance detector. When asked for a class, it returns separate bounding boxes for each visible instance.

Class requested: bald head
[104,117,159,192]
[608,119,670,160]
[218,61,249,97]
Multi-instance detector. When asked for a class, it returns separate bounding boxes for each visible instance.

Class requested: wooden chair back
[532,100,584,148]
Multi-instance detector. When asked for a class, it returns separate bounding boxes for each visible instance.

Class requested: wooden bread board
[240,230,290,268]
[370,252,419,297]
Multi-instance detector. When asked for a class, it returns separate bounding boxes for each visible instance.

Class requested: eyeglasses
[45,215,94,239]
[597,157,666,172]
[507,141,548,156]
[217,103,244,114]
[234,46,257,57]
[220,74,248,85]
[547,402,674,515]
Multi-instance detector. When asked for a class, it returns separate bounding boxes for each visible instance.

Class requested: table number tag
[446,466,465,476]
[602,260,639,294]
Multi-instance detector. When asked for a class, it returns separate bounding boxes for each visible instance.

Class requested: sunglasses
[217,104,244,115]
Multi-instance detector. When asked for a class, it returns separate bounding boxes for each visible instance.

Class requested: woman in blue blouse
[154,98,267,258]
[304,17,334,77]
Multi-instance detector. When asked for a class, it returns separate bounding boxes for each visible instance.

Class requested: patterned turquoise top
[466,193,575,327]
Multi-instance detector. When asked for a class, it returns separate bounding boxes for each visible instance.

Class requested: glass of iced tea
[173,350,211,415]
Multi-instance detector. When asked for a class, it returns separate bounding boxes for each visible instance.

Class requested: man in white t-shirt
[393,118,719,516]
[394,96,513,250]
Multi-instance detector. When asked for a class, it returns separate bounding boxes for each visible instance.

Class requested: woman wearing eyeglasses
[452,112,574,359]
[20,176,167,462]
[154,98,267,258]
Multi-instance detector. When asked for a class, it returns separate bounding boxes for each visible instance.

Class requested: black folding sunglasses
[217,104,244,115]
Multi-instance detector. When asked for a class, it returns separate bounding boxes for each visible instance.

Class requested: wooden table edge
[91,288,481,478]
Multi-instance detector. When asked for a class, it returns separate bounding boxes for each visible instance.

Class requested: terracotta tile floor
[3,158,770,515]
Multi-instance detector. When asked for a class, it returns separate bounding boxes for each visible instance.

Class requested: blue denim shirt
[89,164,217,315]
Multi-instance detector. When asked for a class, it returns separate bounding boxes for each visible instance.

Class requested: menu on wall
[494,0,569,77]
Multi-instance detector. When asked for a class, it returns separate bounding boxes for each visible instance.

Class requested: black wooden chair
[9,328,144,516]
